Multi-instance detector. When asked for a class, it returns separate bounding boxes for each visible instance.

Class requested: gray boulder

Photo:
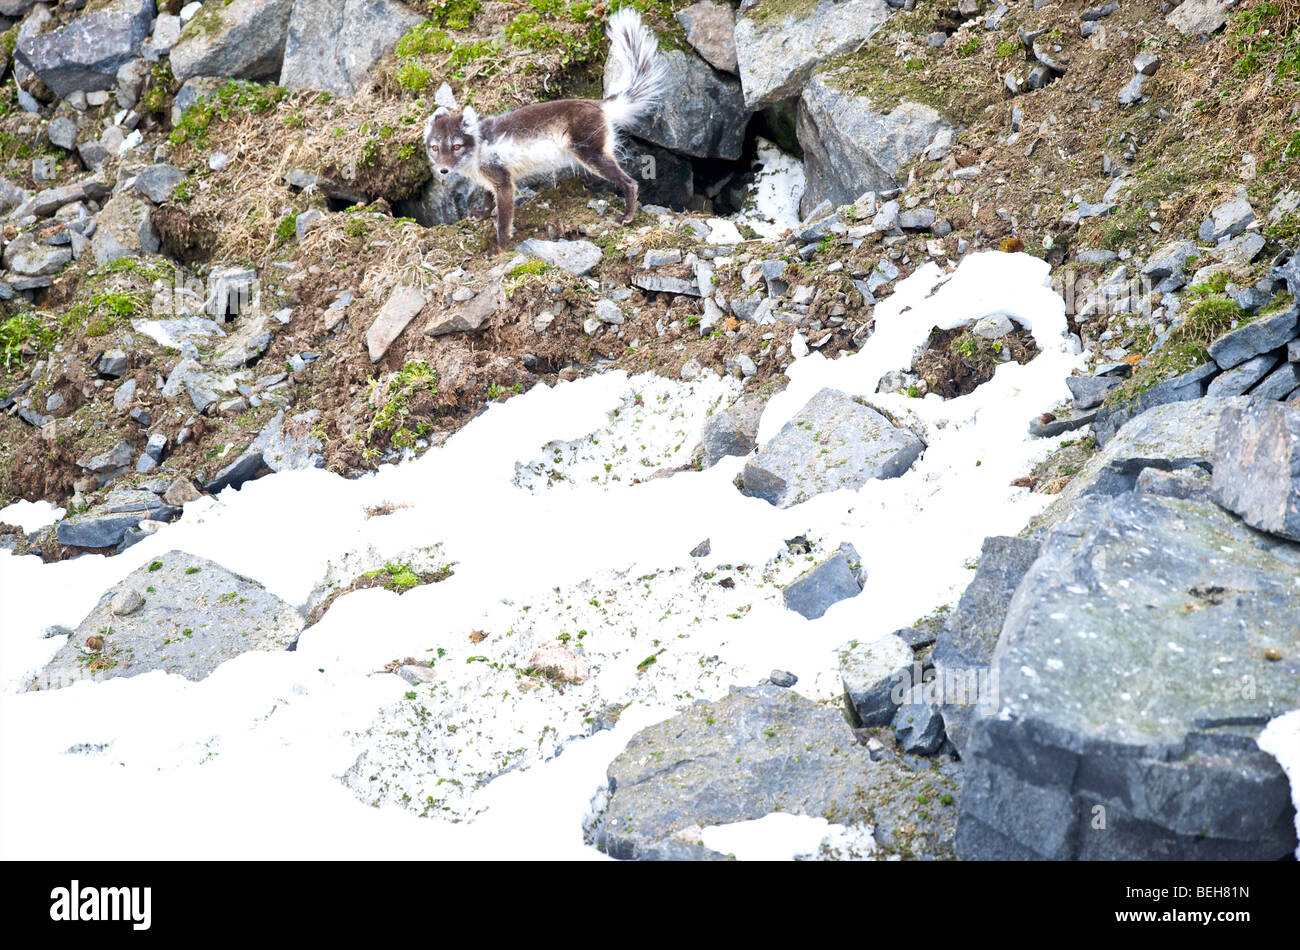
[675,1,738,73]
[741,388,924,508]
[1167,0,1233,36]
[393,171,484,227]
[1207,305,1299,370]
[365,283,427,361]
[56,490,180,549]
[796,76,954,217]
[1212,400,1300,541]
[596,685,959,860]
[170,0,293,82]
[29,551,303,691]
[1205,351,1280,396]
[90,193,160,266]
[514,239,602,277]
[1065,374,1121,410]
[839,632,913,727]
[700,392,765,467]
[203,409,325,494]
[891,700,946,755]
[1042,396,1252,527]
[1091,361,1218,445]
[957,490,1300,859]
[133,164,185,204]
[782,545,864,620]
[279,0,423,96]
[1197,190,1255,243]
[15,0,155,98]
[931,536,1040,754]
[604,48,748,160]
[1250,361,1300,400]
[733,0,890,108]
[2,232,72,276]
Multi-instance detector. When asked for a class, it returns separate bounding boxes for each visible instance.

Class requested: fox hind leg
[576,141,639,224]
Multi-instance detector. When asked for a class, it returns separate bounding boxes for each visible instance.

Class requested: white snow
[0,499,64,533]
[700,813,875,861]
[733,137,806,239]
[0,251,1087,860]
[1258,710,1300,860]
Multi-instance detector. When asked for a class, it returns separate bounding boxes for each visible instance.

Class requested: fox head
[424,106,480,178]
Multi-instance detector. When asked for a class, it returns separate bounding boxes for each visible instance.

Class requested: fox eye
[430,144,439,152]
[453,143,463,151]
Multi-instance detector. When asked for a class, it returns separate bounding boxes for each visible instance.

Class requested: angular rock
[675,1,738,73]
[55,490,180,548]
[14,0,155,98]
[47,117,78,151]
[1208,305,1300,370]
[931,536,1040,754]
[892,700,946,755]
[597,685,959,860]
[1167,0,1232,35]
[1206,351,1280,396]
[1044,397,1252,524]
[631,273,700,296]
[515,239,602,277]
[700,391,765,467]
[279,0,422,96]
[734,0,890,108]
[1198,190,1255,243]
[134,164,184,203]
[90,193,159,266]
[1135,465,1214,502]
[29,551,303,690]
[170,0,293,82]
[1065,374,1121,410]
[1091,362,1219,446]
[202,409,324,494]
[604,47,748,160]
[1249,361,1300,400]
[365,284,426,361]
[2,232,71,276]
[957,490,1300,859]
[742,388,924,508]
[1212,401,1300,541]
[1141,239,1196,280]
[781,547,864,620]
[840,633,913,727]
[425,270,505,337]
[796,76,954,217]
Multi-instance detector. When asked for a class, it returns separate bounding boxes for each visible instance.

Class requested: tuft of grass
[0,312,58,370]
[168,80,288,148]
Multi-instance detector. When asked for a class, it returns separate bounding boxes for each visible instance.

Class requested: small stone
[769,670,798,688]
[1133,51,1160,75]
[110,588,144,617]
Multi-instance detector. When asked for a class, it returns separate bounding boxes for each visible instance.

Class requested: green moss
[168,80,288,148]
[275,213,299,244]
[506,259,556,280]
[424,0,482,30]
[363,560,423,591]
[1107,296,1247,404]
[0,312,57,371]
[369,360,438,445]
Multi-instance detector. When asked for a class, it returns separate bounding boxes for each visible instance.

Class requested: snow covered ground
[2,252,1097,860]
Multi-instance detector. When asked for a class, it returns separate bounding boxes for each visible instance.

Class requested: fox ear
[461,105,479,133]
[432,106,450,119]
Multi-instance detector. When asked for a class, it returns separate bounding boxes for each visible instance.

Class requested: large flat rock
[741,387,924,508]
[1212,400,1300,541]
[279,0,422,96]
[170,0,293,82]
[30,551,304,691]
[15,0,154,97]
[603,48,749,159]
[596,685,960,860]
[734,0,890,109]
[958,491,1300,859]
[796,76,952,217]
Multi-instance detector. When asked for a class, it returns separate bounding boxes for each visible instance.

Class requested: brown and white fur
[423,8,664,250]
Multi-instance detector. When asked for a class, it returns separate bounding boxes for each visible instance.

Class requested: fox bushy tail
[602,8,664,127]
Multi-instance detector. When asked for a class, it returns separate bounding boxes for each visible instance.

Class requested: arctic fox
[423,8,664,250]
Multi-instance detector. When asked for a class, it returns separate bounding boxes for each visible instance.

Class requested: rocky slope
[0,0,1297,860]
